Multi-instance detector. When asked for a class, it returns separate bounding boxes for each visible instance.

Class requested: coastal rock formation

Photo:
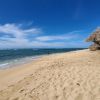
[86,28,100,51]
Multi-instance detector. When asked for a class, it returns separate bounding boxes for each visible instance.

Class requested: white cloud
[31,40,90,48]
[35,31,83,41]
[35,35,70,41]
[0,23,42,49]
[0,23,41,38]
[0,23,89,49]
[36,34,79,41]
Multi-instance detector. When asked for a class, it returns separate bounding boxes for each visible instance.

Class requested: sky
[0,0,100,49]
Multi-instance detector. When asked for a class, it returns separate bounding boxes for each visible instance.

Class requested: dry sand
[0,49,100,100]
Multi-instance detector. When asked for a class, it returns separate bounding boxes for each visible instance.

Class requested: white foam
[0,63,9,67]
[0,56,43,69]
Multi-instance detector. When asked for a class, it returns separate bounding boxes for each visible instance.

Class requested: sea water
[0,48,85,69]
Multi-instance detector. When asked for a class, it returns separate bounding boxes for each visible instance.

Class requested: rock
[86,28,100,51]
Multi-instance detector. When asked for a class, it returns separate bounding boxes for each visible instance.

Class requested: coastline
[0,55,44,69]
[0,48,84,69]
[0,49,100,100]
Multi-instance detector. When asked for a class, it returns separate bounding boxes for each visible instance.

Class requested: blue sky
[0,0,100,49]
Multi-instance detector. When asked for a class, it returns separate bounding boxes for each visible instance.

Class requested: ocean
[0,48,85,69]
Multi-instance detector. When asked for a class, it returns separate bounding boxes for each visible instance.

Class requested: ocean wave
[0,63,9,68]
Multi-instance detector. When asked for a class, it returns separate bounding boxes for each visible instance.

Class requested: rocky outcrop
[86,28,100,51]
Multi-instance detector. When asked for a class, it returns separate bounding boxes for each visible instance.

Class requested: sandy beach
[0,49,100,100]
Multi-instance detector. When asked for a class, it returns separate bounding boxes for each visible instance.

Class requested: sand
[0,49,100,100]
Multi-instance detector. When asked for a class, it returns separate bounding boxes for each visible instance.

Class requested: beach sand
[0,49,100,100]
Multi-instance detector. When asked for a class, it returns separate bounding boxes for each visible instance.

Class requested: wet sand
[0,49,100,100]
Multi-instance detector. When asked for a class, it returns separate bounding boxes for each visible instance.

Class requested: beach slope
[0,49,100,100]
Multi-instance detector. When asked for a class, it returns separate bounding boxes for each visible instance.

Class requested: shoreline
[0,49,100,100]
[0,49,85,70]
[0,55,44,70]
